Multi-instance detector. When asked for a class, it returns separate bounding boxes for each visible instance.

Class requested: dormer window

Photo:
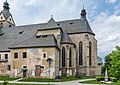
[70,22,73,24]
[36,35,41,38]
[57,23,60,26]
[42,35,48,37]
[19,31,23,34]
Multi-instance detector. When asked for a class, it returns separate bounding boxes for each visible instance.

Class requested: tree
[108,46,120,79]
[104,54,112,70]
[103,53,112,75]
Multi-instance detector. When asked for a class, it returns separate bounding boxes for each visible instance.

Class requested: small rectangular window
[23,52,27,58]
[43,53,47,58]
[0,54,1,59]
[14,53,18,58]
[8,65,11,70]
[5,54,8,59]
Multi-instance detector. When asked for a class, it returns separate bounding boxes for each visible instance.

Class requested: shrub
[110,77,117,82]
[96,76,101,81]
[2,80,8,85]
[55,75,62,79]
[75,74,81,78]
[101,76,104,81]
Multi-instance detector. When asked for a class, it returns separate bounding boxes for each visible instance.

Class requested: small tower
[0,0,15,28]
[80,6,87,19]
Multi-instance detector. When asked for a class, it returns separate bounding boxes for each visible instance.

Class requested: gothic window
[79,41,83,65]
[89,42,92,66]
[62,47,65,67]
[69,47,72,67]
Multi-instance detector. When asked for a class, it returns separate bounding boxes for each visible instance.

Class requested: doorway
[23,69,27,77]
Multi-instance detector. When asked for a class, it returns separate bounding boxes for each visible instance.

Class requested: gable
[7,16,15,25]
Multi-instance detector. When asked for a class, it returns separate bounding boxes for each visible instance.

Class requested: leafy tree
[104,54,112,69]
[103,53,112,75]
[108,46,120,79]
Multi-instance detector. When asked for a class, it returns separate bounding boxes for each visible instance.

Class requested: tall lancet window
[79,41,83,65]
[69,47,72,67]
[89,42,92,66]
[62,47,65,67]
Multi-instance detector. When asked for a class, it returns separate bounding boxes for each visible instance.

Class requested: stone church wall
[10,47,59,78]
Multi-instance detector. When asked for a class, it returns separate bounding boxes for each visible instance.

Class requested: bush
[101,76,104,81]
[96,76,101,81]
[2,80,8,85]
[75,74,81,78]
[55,75,62,79]
[110,77,117,82]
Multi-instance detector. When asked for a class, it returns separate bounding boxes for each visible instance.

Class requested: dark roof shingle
[10,34,57,48]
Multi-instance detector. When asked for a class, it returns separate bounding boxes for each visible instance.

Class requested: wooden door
[23,70,27,77]
[35,65,41,77]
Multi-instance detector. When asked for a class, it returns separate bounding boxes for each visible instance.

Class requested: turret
[0,0,15,28]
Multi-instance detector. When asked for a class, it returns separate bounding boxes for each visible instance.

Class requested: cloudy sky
[0,0,120,61]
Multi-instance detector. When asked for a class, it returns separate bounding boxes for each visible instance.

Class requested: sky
[0,0,120,61]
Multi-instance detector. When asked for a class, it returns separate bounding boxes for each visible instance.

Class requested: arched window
[79,41,83,65]
[62,47,65,67]
[69,47,72,67]
[89,42,92,66]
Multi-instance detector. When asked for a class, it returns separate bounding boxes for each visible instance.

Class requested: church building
[0,1,102,78]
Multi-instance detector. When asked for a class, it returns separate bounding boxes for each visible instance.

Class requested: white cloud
[24,0,46,6]
[91,12,120,58]
[1,0,119,59]
[106,0,117,4]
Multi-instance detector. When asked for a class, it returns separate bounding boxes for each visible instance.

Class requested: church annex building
[0,1,102,78]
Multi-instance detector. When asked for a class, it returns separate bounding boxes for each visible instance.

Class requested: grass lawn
[80,80,104,84]
[80,80,120,85]
[19,76,95,82]
[107,80,120,85]
[0,76,17,81]
[0,83,46,85]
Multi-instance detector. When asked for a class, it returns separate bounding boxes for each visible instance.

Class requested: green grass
[107,80,120,85]
[19,76,95,82]
[0,76,17,81]
[80,79,120,85]
[80,80,104,84]
[0,83,47,85]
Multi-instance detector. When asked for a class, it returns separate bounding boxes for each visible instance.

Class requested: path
[0,78,106,85]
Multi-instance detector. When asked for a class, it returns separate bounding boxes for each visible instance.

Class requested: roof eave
[68,32,95,35]
[37,27,63,32]
[9,45,60,50]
